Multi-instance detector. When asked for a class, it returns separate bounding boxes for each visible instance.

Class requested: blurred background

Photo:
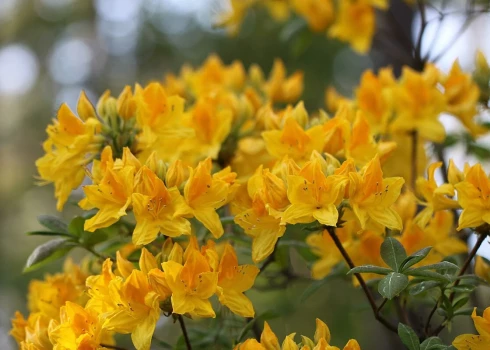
[1,0,490,349]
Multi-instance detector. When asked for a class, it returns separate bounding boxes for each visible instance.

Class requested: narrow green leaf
[453,307,474,317]
[405,269,451,282]
[26,231,75,238]
[409,281,440,296]
[23,238,76,273]
[450,285,475,293]
[398,323,420,350]
[37,215,68,233]
[452,297,469,311]
[348,265,392,275]
[381,237,407,272]
[378,272,409,300]
[420,337,442,350]
[400,247,432,271]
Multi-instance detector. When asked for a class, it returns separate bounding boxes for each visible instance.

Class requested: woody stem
[178,315,193,350]
[325,226,398,333]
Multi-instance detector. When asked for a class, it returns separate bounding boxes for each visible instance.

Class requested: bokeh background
[1,0,490,348]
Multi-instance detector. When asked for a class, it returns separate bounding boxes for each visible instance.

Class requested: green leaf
[468,143,490,160]
[405,269,451,282]
[347,265,392,275]
[409,281,441,296]
[410,262,459,273]
[23,238,76,273]
[453,307,474,317]
[378,272,409,300]
[81,230,109,247]
[381,237,407,272]
[450,285,475,293]
[400,247,432,271]
[37,215,68,233]
[68,216,85,237]
[26,231,75,238]
[452,297,469,311]
[420,337,443,350]
[443,134,460,147]
[398,323,420,350]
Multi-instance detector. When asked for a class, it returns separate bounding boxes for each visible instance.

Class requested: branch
[178,315,192,350]
[428,232,488,336]
[326,226,398,333]
[414,0,428,68]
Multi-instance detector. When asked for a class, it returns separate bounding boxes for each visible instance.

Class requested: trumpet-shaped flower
[36,95,102,211]
[263,116,325,163]
[455,163,490,230]
[216,244,259,317]
[82,161,135,232]
[184,158,234,238]
[453,308,490,350]
[282,157,347,226]
[347,155,404,231]
[48,302,114,350]
[162,249,218,318]
[328,0,376,54]
[415,162,460,227]
[132,166,192,245]
[390,66,446,142]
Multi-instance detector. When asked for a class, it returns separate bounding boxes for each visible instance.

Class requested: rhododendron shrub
[11,1,490,349]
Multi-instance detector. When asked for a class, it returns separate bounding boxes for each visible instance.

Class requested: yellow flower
[162,248,218,318]
[216,244,259,317]
[282,157,347,226]
[231,137,276,180]
[328,0,376,54]
[180,97,233,162]
[184,158,234,238]
[134,82,192,163]
[82,152,135,232]
[264,59,304,103]
[36,95,102,211]
[414,162,460,227]
[347,155,404,231]
[307,229,344,279]
[11,312,52,350]
[442,60,483,136]
[263,117,325,163]
[355,68,394,134]
[86,259,161,350]
[475,256,490,283]
[345,111,396,167]
[217,0,257,36]
[325,86,352,113]
[400,211,467,266]
[455,163,490,230]
[390,66,446,142]
[132,166,192,245]
[48,301,114,350]
[235,319,361,350]
[453,307,490,350]
[291,0,334,32]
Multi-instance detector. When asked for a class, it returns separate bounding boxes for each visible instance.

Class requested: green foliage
[24,238,77,273]
[398,323,420,350]
[378,273,409,300]
[380,237,407,272]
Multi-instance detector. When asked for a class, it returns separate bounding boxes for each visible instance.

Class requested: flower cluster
[218,0,391,53]
[12,32,490,350]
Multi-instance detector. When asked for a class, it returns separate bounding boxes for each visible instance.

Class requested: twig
[326,226,397,333]
[414,0,428,68]
[178,315,192,350]
[429,232,488,336]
